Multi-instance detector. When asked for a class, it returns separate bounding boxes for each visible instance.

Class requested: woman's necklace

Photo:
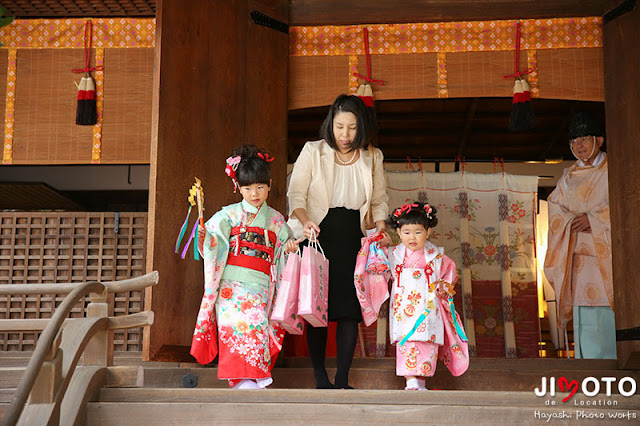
[335,149,358,165]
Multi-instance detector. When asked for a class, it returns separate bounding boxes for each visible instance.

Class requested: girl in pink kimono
[190,145,298,389]
[386,202,459,390]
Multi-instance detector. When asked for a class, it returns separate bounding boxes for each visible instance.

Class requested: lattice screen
[0,212,147,351]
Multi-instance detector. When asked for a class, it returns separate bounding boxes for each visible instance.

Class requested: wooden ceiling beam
[289,0,610,26]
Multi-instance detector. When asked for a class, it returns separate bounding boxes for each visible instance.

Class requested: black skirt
[317,207,364,322]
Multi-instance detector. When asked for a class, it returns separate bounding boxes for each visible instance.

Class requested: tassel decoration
[175,178,205,261]
[508,79,536,132]
[72,20,103,126]
[76,73,97,125]
[503,22,535,132]
[356,83,374,107]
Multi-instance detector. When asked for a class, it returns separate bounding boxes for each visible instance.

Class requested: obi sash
[227,225,277,275]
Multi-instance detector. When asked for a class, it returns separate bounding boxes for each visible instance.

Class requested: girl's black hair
[386,201,438,230]
[319,94,377,152]
[231,144,272,187]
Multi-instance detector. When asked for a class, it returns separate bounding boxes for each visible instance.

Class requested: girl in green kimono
[190,145,297,389]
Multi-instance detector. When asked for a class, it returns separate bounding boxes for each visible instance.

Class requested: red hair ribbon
[503,22,533,80]
[352,27,385,86]
[257,152,275,162]
[71,20,104,74]
[393,203,419,217]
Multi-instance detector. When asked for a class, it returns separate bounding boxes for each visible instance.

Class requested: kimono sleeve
[201,209,232,298]
[190,208,232,365]
[272,220,294,283]
[439,254,459,297]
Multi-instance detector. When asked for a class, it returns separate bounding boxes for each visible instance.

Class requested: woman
[287,94,389,389]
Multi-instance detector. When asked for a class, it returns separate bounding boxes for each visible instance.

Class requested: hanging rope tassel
[72,20,103,126]
[353,27,385,107]
[504,22,535,132]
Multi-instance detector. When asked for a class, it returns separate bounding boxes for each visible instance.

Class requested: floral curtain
[386,170,540,358]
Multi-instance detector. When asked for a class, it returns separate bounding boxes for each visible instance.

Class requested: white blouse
[330,159,366,210]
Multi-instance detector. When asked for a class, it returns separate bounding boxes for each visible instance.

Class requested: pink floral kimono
[389,241,468,377]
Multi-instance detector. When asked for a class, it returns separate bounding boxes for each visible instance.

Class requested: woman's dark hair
[319,94,377,152]
[231,144,272,187]
[386,201,438,230]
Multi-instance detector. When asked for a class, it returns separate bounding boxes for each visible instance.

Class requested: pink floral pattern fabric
[353,236,391,326]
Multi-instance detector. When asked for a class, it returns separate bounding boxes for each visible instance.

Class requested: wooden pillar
[145,0,289,361]
[603,3,640,369]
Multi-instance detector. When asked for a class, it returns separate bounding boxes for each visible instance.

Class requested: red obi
[227,225,277,275]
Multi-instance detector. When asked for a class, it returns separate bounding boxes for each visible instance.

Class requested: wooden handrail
[0,311,155,333]
[0,271,159,296]
[1,272,159,426]
[103,271,159,293]
[0,318,73,332]
[0,283,79,295]
[3,281,104,426]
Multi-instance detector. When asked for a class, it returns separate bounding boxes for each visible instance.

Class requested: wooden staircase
[87,388,640,425]
[3,352,639,425]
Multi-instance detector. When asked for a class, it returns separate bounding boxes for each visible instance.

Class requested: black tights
[306,320,359,388]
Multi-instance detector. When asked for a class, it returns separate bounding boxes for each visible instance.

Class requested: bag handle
[308,228,326,258]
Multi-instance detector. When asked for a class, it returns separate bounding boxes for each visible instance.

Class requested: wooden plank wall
[603,4,640,369]
[0,212,147,351]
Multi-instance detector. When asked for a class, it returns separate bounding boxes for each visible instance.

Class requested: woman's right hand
[303,221,321,240]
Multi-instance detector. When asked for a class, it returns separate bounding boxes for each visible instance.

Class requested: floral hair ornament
[423,203,433,219]
[225,155,241,192]
[257,152,275,162]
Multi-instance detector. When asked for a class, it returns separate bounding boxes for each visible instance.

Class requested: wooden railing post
[83,288,113,367]
[27,333,63,424]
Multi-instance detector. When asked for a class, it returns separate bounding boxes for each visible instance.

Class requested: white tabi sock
[255,377,273,389]
[233,379,261,389]
[405,378,420,390]
[417,378,428,390]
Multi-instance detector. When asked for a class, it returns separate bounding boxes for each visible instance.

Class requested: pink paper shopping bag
[271,250,305,335]
[297,238,329,327]
[437,297,470,376]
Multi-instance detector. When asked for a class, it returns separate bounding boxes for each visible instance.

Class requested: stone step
[88,389,640,426]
